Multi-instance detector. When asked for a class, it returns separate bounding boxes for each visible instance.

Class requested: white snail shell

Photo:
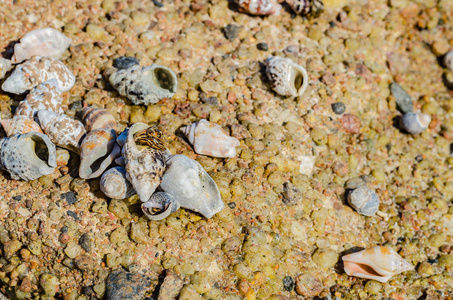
[100,166,136,199]
[400,112,431,135]
[265,56,309,97]
[234,0,282,16]
[142,192,180,221]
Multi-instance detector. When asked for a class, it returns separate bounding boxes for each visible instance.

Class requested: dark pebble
[415,154,423,162]
[256,42,269,51]
[390,82,413,113]
[224,24,240,41]
[82,286,94,296]
[113,56,140,70]
[106,269,151,300]
[151,0,164,7]
[64,192,78,205]
[67,210,79,221]
[428,258,438,264]
[12,195,22,201]
[69,100,83,111]
[284,45,299,55]
[79,233,92,252]
[61,226,68,233]
[283,276,295,292]
[331,102,346,115]
[228,202,236,209]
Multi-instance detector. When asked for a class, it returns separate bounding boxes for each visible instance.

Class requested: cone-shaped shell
[342,246,414,283]
[79,129,121,179]
[2,56,75,94]
[0,132,57,181]
[124,123,166,202]
[142,192,180,221]
[180,119,240,158]
[160,155,224,219]
[400,112,431,135]
[234,0,282,15]
[0,57,12,80]
[11,27,72,64]
[100,167,135,199]
[347,185,379,216]
[82,107,117,133]
[0,116,43,136]
[265,56,309,97]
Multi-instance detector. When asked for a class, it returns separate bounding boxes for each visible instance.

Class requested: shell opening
[291,67,305,93]
[344,261,383,277]
[154,68,174,91]
[89,154,110,174]
[30,135,50,163]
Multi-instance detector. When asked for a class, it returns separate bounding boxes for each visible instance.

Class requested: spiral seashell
[0,116,43,136]
[142,192,180,221]
[36,110,86,153]
[79,129,121,179]
[15,79,65,118]
[180,119,240,158]
[265,56,309,97]
[100,166,136,199]
[444,51,453,71]
[82,107,117,133]
[400,112,431,135]
[342,246,414,283]
[286,0,324,17]
[0,132,57,181]
[347,185,379,216]
[160,155,223,219]
[234,0,282,16]
[2,56,75,94]
[11,27,72,64]
[124,123,167,202]
[109,64,178,105]
[0,57,12,80]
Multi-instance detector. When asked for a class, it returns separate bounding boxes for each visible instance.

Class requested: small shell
[180,119,240,158]
[124,123,166,202]
[109,64,178,105]
[234,0,282,15]
[0,57,12,80]
[142,192,180,221]
[160,154,224,219]
[286,0,324,17]
[2,56,75,94]
[100,167,136,199]
[444,51,453,71]
[0,116,43,136]
[347,185,379,216]
[82,107,117,133]
[36,110,86,153]
[79,129,121,179]
[342,246,414,283]
[11,27,72,64]
[265,56,309,97]
[400,112,431,135]
[0,132,57,181]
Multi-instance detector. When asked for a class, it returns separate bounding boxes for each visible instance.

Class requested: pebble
[390,82,413,113]
[339,114,361,134]
[282,276,295,292]
[158,271,185,300]
[63,192,78,205]
[56,149,70,167]
[79,233,92,252]
[295,273,323,297]
[105,269,151,300]
[312,248,338,269]
[113,56,140,70]
[40,274,59,297]
[75,255,97,271]
[64,241,83,259]
[3,240,22,259]
[257,42,269,51]
[224,24,240,41]
[282,182,302,205]
[331,102,346,114]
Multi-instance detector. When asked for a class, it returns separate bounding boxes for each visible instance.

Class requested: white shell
[160,155,224,219]
[0,57,12,80]
[444,51,453,71]
[286,0,323,16]
[142,192,180,221]
[100,167,136,199]
[82,107,117,133]
[180,119,240,158]
[234,0,282,15]
[0,116,43,136]
[2,56,75,94]
[347,185,379,216]
[11,28,72,64]
[265,56,309,97]
[342,246,414,283]
[400,112,431,135]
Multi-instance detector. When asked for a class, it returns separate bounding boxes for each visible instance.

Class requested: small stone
[13,195,22,201]
[224,24,240,41]
[64,241,83,259]
[158,271,185,300]
[282,276,295,292]
[257,42,269,51]
[179,285,203,300]
[331,102,346,115]
[105,269,151,300]
[364,281,382,294]
[228,202,236,209]
[40,274,59,297]
[79,233,92,252]
[432,39,450,56]
[93,282,106,297]
[82,286,94,296]
[339,114,361,134]
[347,185,379,216]
[390,82,413,113]
[312,248,339,269]
[295,273,322,297]
[86,24,107,40]
[109,227,129,247]
[56,149,70,167]
[282,182,302,205]
[75,255,97,271]
[64,192,78,205]
[3,240,22,259]
[113,57,140,70]
[92,199,108,213]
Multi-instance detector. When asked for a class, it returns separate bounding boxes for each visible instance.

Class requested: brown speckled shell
[0,116,43,136]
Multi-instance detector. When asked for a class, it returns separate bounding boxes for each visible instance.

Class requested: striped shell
[400,112,431,135]
[2,56,75,94]
[286,0,324,17]
[142,192,180,221]
[82,107,117,133]
[100,167,135,199]
[0,116,43,136]
[342,246,414,283]
[234,0,282,15]
[11,27,72,64]
[265,56,309,97]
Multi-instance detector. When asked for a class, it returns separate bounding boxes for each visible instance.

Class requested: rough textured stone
[295,273,323,297]
[390,82,413,113]
[106,269,151,300]
[224,24,240,41]
[158,271,185,300]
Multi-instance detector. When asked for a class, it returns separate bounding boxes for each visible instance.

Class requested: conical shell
[2,56,75,94]
[109,64,178,105]
[0,132,57,181]
[234,0,282,16]
[0,116,43,136]
[286,0,323,17]
[15,79,65,118]
[160,154,224,219]
[124,123,166,202]
[142,192,180,221]
[180,119,240,158]
[265,56,309,97]
[100,166,136,199]
[79,129,121,179]
[0,57,12,80]
[347,185,379,216]
[36,110,86,153]
[400,112,431,135]
[82,107,117,133]
[11,27,72,64]
[342,246,414,283]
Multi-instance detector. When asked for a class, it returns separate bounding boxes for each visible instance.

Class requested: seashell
[347,185,379,216]
[0,115,43,136]
[11,27,72,64]
[0,57,12,80]
[82,107,117,133]
[342,246,414,283]
[109,64,178,105]
[444,51,453,71]
[286,0,324,17]
[100,166,136,199]
[36,110,86,153]
[15,79,65,118]
[400,112,431,135]
[265,56,309,97]
[142,192,180,221]
[234,0,282,16]
[180,119,240,158]
[160,154,224,219]
[124,123,167,202]
[79,129,121,179]
[0,132,57,181]
[2,56,75,94]
[113,56,139,70]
